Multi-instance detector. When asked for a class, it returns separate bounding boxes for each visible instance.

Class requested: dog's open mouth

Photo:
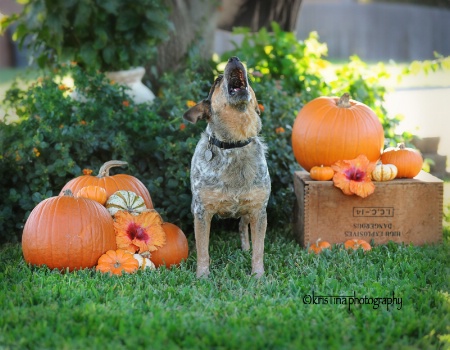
[228,68,248,96]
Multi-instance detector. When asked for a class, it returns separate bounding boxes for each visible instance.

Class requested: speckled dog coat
[183,57,271,278]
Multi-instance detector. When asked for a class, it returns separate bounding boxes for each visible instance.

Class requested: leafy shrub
[0,62,302,243]
[0,65,190,242]
[0,0,171,71]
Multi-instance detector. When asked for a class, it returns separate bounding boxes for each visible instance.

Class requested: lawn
[1,64,449,349]
[1,226,449,349]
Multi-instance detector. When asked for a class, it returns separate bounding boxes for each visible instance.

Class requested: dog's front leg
[250,209,267,278]
[194,211,213,278]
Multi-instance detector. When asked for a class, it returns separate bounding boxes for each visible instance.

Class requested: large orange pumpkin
[60,160,153,208]
[380,143,423,178]
[22,190,116,271]
[150,223,189,268]
[292,93,384,171]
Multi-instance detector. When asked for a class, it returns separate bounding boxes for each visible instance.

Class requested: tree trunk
[148,0,219,89]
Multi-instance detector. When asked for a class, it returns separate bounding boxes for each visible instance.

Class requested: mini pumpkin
[380,143,423,178]
[76,185,108,205]
[371,163,398,182]
[150,223,189,268]
[310,165,334,181]
[133,253,156,270]
[344,239,372,251]
[308,239,332,254]
[106,190,147,216]
[60,160,153,208]
[96,249,139,275]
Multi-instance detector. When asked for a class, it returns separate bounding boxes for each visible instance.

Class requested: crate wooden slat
[293,171,443,247]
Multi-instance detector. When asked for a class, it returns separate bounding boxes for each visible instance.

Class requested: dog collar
[208,134,254,150]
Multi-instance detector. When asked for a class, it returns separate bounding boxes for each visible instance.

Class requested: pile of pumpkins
[22,160,189,275]
[291,93,424,182]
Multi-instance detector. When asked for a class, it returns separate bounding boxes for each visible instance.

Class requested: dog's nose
[228,56,240,63]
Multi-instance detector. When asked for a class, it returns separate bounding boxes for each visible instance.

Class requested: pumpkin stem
[337,93,352,108]
[397,142,406,150]
[62,189,74,197]
[140,251,151,258]
[97,160,128,178]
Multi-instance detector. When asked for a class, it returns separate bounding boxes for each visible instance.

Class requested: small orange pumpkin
[344,239,372,251]
[76,185,108,205]
[308,239,332,254]
[310,165,334,181]
[96,249,139,276]
[150,223,189,268]
[380,143,423,178]
[60,160,153,208]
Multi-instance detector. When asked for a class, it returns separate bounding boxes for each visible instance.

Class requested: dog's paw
[196,266,210,279]
[251,269,265,279]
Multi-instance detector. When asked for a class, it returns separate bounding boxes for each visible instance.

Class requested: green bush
[0,63,302,243]
[0,65,198,243]
[0,0,171,71]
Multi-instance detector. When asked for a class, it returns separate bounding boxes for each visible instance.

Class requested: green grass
[1,228,449,350]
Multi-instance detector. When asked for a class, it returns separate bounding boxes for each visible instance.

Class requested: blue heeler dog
[183,57,271,278]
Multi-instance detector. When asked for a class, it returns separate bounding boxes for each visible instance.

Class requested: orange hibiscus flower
[331,155,376,198]
[114,210,166,253]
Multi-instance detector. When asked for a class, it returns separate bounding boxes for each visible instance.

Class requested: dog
[183,56,271,278]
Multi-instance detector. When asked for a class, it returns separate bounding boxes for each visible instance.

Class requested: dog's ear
[183,100,211,124]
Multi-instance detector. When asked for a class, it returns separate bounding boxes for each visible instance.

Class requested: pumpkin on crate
[76,185,108,205]
[309,165,334,181]
[371,163,398,182]
[292,93,384,171]
[380,143,423,178]
[344,239,372,252]
[60,160,153,208]
[150,223,189,268]
[308,239,332,254]
[106,190,147,216]
[22,190,116,271]
[96,249,139,276]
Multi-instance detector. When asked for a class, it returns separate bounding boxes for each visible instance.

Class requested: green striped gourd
[106,190,147,216]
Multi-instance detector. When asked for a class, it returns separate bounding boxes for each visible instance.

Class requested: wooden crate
[293,171,443,247]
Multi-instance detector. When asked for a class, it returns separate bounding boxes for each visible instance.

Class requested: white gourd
[106,190,147,216]
[371,163,398,181]
[133,254,156,270]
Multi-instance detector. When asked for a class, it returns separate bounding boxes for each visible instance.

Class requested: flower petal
[332,155,377,198]
[350,179,375,198]
[114,210,166,253]
[332,172,353,195]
